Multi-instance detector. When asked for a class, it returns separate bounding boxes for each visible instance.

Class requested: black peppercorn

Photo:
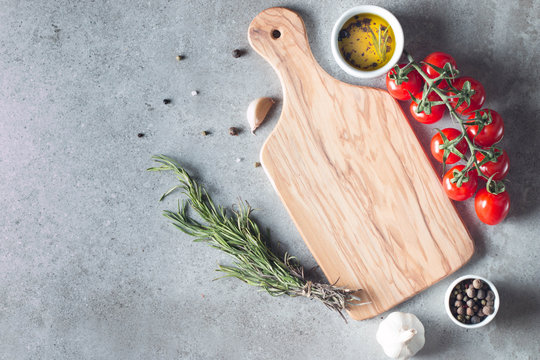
[137,133,145,138]
[163,99,172,105]
[466,287,476,298]
[473,279,483,289]
[232,49,243,58]
[477,289,486,300]
[229,127,239,136]
[483,305,494,315]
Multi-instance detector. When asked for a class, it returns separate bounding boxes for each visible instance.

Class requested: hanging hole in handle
[271,29,281,39]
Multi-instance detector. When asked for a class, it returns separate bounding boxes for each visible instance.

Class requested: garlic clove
[246,97,275,134]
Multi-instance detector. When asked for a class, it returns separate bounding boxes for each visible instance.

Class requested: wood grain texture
[248,7,474,320]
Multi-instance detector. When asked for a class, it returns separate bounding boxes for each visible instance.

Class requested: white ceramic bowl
[330,5,404,79]
[444,275,500,329]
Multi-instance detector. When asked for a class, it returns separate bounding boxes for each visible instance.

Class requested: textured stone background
[1,0,539,359]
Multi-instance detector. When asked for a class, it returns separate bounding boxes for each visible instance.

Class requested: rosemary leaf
[149,155,366,321]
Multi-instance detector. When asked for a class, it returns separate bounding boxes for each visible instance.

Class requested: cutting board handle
[248,7,321,80]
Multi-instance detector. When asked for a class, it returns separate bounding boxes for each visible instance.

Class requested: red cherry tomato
[430,128,468,164]
[410,91,445,124]
[466,109,504,147]
[386,64,424,101]
[448,77,486,114]
[422,52,457,88]
[475,149,509,180]
[475,188,510,225]
[442,165,478,201]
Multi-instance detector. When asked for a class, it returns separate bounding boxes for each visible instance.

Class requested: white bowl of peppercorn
[445,275,500,329]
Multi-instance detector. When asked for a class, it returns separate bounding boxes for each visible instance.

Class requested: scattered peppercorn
[254,162,261,168]
[191,90,199,96]
[201,131,209,136]
[137,133,145,138]
[232,49,243,58]
[176,55,184,61]
[163,98,172,104]
[229,127,239,136]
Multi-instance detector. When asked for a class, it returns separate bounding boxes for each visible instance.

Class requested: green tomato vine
[391,53,507,195]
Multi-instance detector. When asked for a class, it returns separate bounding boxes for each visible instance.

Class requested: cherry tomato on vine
[475,188,510,225]
[448,77,486,114]
[386,64,424,101]
[442,165,478,201]
[466,109,504,147]
[410,91,445,124]
[422,52,457,88]
[430,128,468,164]
[475,149,509,180]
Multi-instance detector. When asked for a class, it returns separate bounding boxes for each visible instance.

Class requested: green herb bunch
[148,155,366,321]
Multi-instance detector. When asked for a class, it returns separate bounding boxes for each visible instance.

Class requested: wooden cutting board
[248,7,474,320]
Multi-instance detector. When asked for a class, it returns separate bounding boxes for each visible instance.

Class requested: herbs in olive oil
[338,13,395,71]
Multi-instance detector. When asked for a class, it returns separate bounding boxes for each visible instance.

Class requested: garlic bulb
[376,312,425,360]
[247,97,275,134]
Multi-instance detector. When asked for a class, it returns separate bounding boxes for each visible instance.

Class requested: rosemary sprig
[368,24,390,63]
[148,155,366,321]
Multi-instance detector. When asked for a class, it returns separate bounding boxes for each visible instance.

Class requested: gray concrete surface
[1,0,539,359]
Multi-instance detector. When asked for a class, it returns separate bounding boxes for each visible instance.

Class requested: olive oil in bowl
[338,13,396,71]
